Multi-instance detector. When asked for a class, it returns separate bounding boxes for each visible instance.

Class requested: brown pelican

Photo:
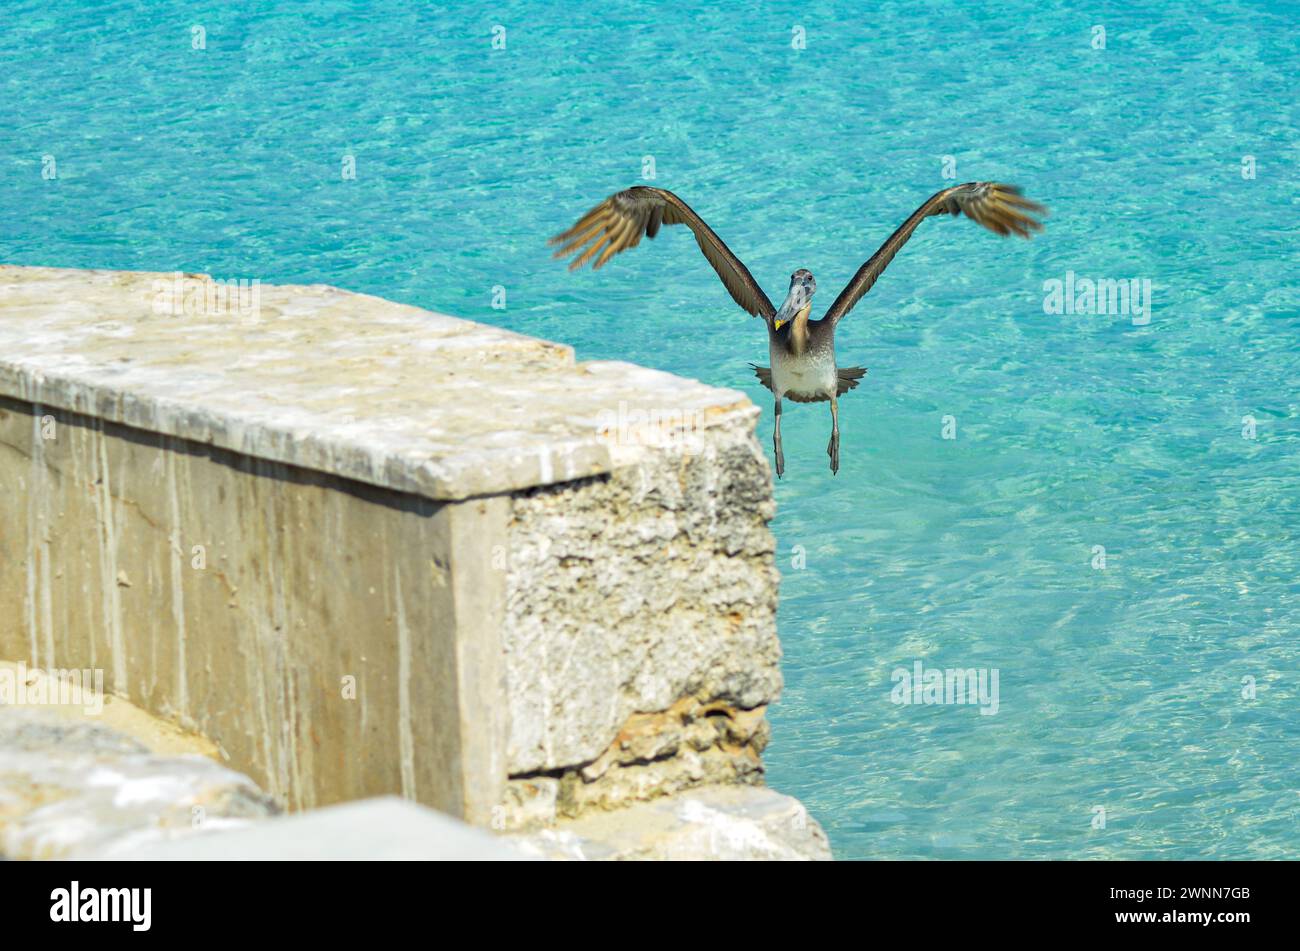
[550,182,1045,477]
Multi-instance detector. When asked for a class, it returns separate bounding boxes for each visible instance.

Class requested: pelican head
[775,269,816,330]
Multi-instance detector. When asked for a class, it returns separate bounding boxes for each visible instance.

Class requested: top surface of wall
[0,265,756,500]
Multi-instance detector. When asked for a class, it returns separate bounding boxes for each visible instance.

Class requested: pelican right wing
[822,182,1046,325]
[550,186,777,321]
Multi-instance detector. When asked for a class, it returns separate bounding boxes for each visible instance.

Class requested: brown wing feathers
[550,186,776,320]
[821,182,1046,324]
[551,181,1045,327]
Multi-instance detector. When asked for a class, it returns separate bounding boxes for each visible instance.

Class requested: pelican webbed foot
[828,397,840,475]
[773,397,785,478]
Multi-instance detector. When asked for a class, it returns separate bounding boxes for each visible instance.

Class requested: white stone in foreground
[96,797,534,861]
[0,708,277,860]
[506,786,832,861]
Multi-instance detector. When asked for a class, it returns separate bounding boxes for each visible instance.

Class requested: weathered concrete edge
[445,495,510,824]
[0,262,763,503]
[0,361,754,503]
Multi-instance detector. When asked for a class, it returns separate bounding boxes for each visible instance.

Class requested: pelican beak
[774,281,806,332]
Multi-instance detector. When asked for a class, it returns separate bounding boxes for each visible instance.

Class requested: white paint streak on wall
[246,460,275,803]
[25,405,43,665]
[394,568,417,799]
[92,418,127,690]
[264,469,298,807]
[165,442,188,714]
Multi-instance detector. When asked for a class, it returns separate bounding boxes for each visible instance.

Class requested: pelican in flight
[550,182,1045,476]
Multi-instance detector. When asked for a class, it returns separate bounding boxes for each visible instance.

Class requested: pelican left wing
[550,186,777,321]
[821,182,1046,325]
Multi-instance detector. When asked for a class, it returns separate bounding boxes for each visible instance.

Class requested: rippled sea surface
[3,0,1297,859]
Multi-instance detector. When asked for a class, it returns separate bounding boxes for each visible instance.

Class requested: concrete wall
[0,395,508,821]
[0,265,783,829]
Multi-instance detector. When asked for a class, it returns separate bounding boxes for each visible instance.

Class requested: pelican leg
[773,397,785,478]
[828,397,840,475]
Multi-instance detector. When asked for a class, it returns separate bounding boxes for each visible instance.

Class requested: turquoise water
[3,1,1297,859]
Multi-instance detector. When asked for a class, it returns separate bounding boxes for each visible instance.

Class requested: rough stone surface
[506,785,832,861]
[0,707,278,860]
[500,695,772,826]
[503,425,781,784]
